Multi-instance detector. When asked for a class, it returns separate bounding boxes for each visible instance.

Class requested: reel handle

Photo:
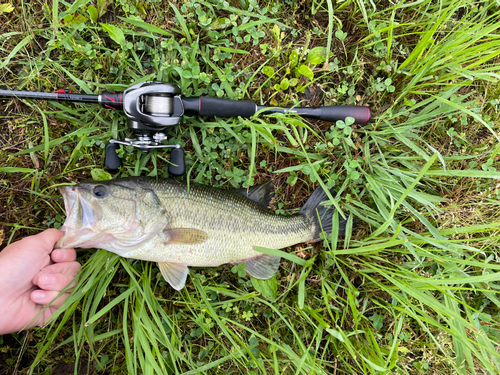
[169,148,185,176]
[105,143,122,170]
[104,140,186,177]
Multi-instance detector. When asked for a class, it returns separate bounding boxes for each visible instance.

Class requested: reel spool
[105,82,186,176]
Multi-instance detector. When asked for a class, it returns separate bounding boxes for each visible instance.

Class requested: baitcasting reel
[0,81,372,176]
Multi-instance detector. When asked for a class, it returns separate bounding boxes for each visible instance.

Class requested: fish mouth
[56,185,109,249]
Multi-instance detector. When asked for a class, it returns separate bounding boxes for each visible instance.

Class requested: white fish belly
[123,226,311,266]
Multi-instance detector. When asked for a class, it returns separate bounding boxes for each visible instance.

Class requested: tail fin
[299,186,347,241]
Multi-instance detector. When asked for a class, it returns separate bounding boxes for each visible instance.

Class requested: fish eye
[93,185,107,198]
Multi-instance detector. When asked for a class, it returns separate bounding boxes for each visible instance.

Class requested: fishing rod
[0,81,372,176]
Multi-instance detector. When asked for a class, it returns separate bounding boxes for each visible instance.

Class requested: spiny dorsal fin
[234,254,281,279]
[158,262,189,290]
[230,181,274,210]
[163,228,208,245]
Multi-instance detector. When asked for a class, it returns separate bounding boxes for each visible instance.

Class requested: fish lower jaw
[56,228,118,250]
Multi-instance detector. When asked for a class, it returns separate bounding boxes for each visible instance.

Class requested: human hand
[0,229,81,335]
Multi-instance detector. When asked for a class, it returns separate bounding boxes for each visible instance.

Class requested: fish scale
[146,180,314,266]
[56,177,343,290]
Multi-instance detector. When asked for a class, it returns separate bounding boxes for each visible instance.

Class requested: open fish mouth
[56,185,108,249]
[55,183,157,252]
[59,185,97,229]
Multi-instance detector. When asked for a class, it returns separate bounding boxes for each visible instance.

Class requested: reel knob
[105,137,185,176]
[169,147,185,176]
[105,142,122,171]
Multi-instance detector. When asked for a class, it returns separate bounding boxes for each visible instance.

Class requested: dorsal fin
[230,181,274,210]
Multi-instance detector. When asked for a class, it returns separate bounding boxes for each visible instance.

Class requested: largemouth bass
[56,177,346,290]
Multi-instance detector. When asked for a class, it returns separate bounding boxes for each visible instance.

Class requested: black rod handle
[313,105,371,125]
[183,97,256,118]
[183,96,371,125]
[257,105,371,125]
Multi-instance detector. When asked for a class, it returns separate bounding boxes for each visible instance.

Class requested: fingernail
[32,291,46,302]
[41,274,56,286]
[52,249,63,260]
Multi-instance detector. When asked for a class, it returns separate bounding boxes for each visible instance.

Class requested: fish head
[56,178,165,254]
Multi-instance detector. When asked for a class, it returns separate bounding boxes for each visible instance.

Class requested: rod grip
[198,97,256,118]
[319,106,371,125]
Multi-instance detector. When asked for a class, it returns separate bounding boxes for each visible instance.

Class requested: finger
[36,272,79,291]
[40,260,81,275]
[32,261,81,286]
[20,229,65,255]
[51,248,77,263]
[31,289,71,308]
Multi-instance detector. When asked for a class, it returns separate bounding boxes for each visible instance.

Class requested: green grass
[1,0,500,373]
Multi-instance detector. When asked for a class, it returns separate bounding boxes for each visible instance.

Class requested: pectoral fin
[163,228,207,245]
[158,262,189,290]
[238,254,281,279]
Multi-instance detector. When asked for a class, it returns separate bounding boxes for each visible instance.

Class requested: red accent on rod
[361,107,371,125]
[104,95,116,103]
[198,97,201,114]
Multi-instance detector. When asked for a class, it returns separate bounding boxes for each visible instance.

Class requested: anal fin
[239,254,281,279]
[158,262,189,290]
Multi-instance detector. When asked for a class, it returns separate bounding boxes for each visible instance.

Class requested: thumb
[19,229,64,255]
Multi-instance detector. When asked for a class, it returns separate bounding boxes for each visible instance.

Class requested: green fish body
[57,177,344,290]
